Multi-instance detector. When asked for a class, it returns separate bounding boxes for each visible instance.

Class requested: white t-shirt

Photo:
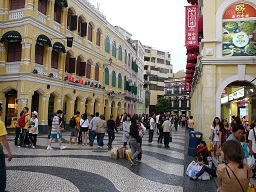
[248,127,256,153]
[80,119,89,128]
[150,118,155,130]
[210,124,220,142]
[156,115,160,124]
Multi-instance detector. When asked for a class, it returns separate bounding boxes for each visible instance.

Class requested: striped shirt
[51,116,60,134]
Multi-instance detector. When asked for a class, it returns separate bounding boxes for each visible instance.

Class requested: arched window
[51,50,59,69]
[105,36,110,53]
[95,63,99,81]
[67,8,77,31]
[78,16,87,37]
[181,97,187,108]
[112,41,116,58]
[88,23,93,42]
[105,68,109,85]
[128,53,130,67]
[124,50,127,65]
[38,0,47,15]
[118,46,122,61]
[96,28,101,46]
[54,1,62,23]
[65,52,75,73]
[35,44,44,64]
[86,60,91,79]
[7,42,22,62]
[76,56,86,76]
[112,70,116,87]
[118,73,122,89]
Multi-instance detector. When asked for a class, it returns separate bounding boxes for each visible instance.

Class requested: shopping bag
[198,171,210,180]
[110,148,118,159]
[186,160,196,177]
[118,148,124,158]
[190,164,202,177]
[208,142,214,152]
[125,149,131,160]
[247,155,256,169]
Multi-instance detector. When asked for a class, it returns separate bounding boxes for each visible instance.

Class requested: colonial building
[164,70,191,116]
[0,0,143,132]
[186,0,256,140]
[143,45,173,114]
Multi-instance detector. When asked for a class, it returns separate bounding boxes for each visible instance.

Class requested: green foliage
[155,97,172,114]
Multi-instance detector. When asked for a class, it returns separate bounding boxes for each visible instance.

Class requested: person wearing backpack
[69,111,80,145]
[18,107,30,147]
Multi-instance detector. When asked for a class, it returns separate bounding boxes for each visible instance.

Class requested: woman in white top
[210,117,221,157]
[80,113,90,145]
[29,111,39,148]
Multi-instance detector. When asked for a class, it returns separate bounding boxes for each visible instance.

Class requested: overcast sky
[89,0,189,72]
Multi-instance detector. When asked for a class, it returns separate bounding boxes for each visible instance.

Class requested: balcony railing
[9,9,23,20]
[38,11,46,24]
[6,62,20,73]
[54,21,60,31]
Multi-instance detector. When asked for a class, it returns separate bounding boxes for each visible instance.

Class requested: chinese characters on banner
[185,6,198,46]
[184,82,191,92]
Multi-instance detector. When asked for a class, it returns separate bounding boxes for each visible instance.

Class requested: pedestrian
[248,119,256,178]
[210,117,221,158]
[217,140,252,192]
[155,112,160,134]
[187,116,195,133]
[107,114,118,149]
[122,114,131,147]
[18,107,30,147]
[219,119,231,144]
[89,112,100,146]
[148,112,156,143]
[69,111,80,145]
[137,117,146,160]
[28,111,38,148]
[196,141,211,156]
[47,110,66,150]
[174,114,179,131]
[129,115,142,166]
[0,103,12,192]
[162,116,171,148]
[157,115,165,144]
[115,114,120,128]
[96,114,107,148]
[226,124,245,143]
[80,113,89,145]
[14,111,24,146]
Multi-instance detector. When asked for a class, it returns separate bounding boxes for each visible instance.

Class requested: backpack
[18,114,28,128]
[69,116,76,128]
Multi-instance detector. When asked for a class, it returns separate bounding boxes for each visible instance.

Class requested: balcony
[38,11,46,24]
[9,9,23,20]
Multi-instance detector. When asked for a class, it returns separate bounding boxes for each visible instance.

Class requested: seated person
[191,150,217,180]
[196,141,211,156]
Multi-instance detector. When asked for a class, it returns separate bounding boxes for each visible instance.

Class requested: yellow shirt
[24,113,30,129]
[75,116,80,129]
[0,120,7,143]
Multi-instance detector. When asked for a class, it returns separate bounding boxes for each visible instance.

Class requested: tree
[155,97,172,114]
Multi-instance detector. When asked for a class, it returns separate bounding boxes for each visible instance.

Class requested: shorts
[81,127,89,132]
[70,128,79,137]
[50,133,61,139]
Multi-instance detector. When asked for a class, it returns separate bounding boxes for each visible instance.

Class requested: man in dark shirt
[107,114,118,148]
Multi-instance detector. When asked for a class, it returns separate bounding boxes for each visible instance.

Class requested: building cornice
[201,57,256,65]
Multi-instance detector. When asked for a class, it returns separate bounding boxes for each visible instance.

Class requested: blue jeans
[107,129,115,147]
[0,152,6,191]
[97,133,105,147]
[174,123,178,131]
[148,130,154,142]
[196,165,217,178]
[89,131,96,145]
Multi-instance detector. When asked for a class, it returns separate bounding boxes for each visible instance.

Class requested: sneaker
[60,146,67,150]
[47,146,53,150]
[129,158,135,164]
[31,145,35,149]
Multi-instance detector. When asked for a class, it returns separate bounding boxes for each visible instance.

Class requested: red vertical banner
[185,5,198,46]
[184,82,191,92]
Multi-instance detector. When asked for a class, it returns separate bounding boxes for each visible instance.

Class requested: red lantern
[184,82,191,92]
[186,69,195,74]
[186,45,199,54]
[187,0,198,5]
[186,63,195,70]
[187,54,197,62]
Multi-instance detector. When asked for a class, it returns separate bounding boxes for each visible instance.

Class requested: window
[181,98,187,108]
[35,44,44,65]
[112,71,116,87]
[174,100,179,108]
[144,56,150,61]
[105,68,109,85]
[118,46,122,61]
[157,50,165,55]
[112,41,116,58]
[7,42,22,62]
[78,16,87,37]
[174,86,180,94]
[67,9,77,31]
[151,57,155,62]
[166,60,170,65]
[167,85,172,94]
[124,50,127,65]
[157,58,165,64]
[38,0,47,15]
[65,53,76,73]
[105,36,110,53]
[10,0,25,10]
[118,73,122,89]
[145,49,150,53]
[86,60,91,78]
[95,64,99,81]
[51,50,58,69]
[88,23,93,42]
[128,53,130,67]
[54,2,61,23]
[76,57,81,76]
[96,29,101,46]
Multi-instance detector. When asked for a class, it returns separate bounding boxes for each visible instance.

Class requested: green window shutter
[105,68,109,85]
[118,74,122,88]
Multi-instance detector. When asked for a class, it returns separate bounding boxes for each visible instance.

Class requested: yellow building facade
[0,0,141,132]
[191,0,256,141]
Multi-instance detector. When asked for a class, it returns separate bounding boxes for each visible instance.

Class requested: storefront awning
[0,30,22,43]
[56,0,68,7]
[187,0,198,5]
[53,42,66,53]
[36,34,52,47]
[198,16,203,33]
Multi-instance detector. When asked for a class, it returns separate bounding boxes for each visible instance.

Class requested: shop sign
[222,3,256,57]
[221,96,229,104]
[185,6,198,46]
[228,88,244,101]
[184,82,191,92]
[222,88,228,94]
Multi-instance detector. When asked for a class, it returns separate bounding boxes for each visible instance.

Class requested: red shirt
[196,146,211,156]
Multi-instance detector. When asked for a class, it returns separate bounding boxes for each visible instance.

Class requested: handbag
[190,164,202,177]
[186,160,196,176]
